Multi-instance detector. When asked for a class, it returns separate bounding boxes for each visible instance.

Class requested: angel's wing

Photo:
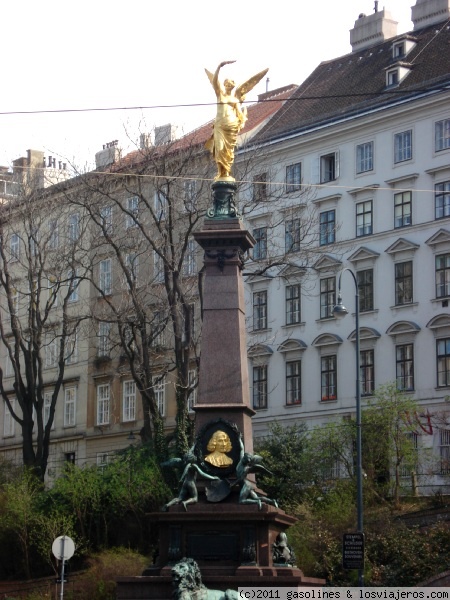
[235,68,269,101]
[204,68,214,86]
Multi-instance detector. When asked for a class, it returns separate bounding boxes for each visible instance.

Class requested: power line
[0,84,449,117]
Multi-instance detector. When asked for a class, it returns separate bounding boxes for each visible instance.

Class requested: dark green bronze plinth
[207,180,239,219]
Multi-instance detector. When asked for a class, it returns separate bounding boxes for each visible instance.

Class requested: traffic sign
[52,536,75,561]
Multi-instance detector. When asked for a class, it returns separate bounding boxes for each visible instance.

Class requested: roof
[252,20,450,144]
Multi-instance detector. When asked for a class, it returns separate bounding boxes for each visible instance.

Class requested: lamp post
[333,268,364,587]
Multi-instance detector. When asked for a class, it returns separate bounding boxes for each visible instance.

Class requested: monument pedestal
[117,498,324,600]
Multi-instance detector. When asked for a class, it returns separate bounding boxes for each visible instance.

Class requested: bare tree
[66,125,337,459]
[0,175,90,480]
[72,132,212,457]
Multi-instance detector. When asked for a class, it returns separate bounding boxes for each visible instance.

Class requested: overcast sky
[0,0,414,170]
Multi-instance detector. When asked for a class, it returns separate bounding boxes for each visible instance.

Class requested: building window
[64,387,76,427]
[437,338,450,388]
[436,253,450,298]
[393,42,405,58]
[440,429,450,474]
[45,336,58,369]
[97,384,110,425]
[123,380,136,422]
[285,284,301,325]
[64,452,76,465]
[154,190,168,221]
[286,163,301,193]
[253,227,267,260]
[321,356,337,401]
[68,269,79,303]
[43,392,54,429]
[319,210,335,246]
[3,399,15,437]
[125,252,139,284]
[395,261,413,305]
[286,360,301,405]
[125,196,139,228]
[154,251,165,283]
[48,220,59,249]
[97,453,110,470]
[435,119,450,152]
[98,322,111,357]
[394,191,412,228]
[253,290,268,331]
[356,142,373,174]
[252,173,267,202]
[356,200,372,237]
[184,180,197,212]
[65,330,78,365]
[152,310,166,348]
[10,287,19,316]
[285,219,301,253]
[10,233,20,261]
[357,269,373,312]
[100,205,113,235]
[153,376,165,416]
[320,153,338,183]
[253,365,268,410]
[29,226,40,257]
[181,303,195,345]
[68,213,80,242]
[182,239,196,276]
[360,349,374,396]
[188,369,197,412]
[387,69,399,87]
[99,258,112,295]
[47,276,59,308]
[5,354,13,377]
[435,181,450,219]
[320,276,336,319]
[396,344,414,391]
[394,130,412,163]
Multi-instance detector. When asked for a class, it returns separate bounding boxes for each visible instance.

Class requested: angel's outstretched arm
[252,463,273,477]
[205,61,236,97]
[193,464,220,481]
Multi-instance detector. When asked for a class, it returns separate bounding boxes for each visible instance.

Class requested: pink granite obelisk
[193,181,255,451]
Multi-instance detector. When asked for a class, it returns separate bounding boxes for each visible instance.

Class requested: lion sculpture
[171,557,238,600]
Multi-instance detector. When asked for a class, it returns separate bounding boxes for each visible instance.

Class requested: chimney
[26,149,44,169]
[350,9,398,52]
[140,133,152,149]
[95,140,121,169]
[154,124,178,146]
[412,0,450,30]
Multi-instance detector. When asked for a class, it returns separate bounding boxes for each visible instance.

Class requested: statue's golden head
[206,430,232,453]
[224,78,235,92]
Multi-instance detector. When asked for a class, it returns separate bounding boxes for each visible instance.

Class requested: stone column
[193,181,255,451]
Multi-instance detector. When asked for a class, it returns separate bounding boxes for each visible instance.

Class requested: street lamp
[333,268,364,587]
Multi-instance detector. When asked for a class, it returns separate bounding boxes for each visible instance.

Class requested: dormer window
[393,42,405,59]
[392,37,417,60]
[385,63,412,88]
[387,69,399,86]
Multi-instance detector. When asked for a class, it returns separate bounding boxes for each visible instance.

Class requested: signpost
[52,535,75,600]
[342,532,364,571]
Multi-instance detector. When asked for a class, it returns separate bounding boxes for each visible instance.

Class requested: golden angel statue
[205,61,269,180]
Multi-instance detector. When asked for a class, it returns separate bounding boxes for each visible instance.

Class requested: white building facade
[240,0,450,492]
